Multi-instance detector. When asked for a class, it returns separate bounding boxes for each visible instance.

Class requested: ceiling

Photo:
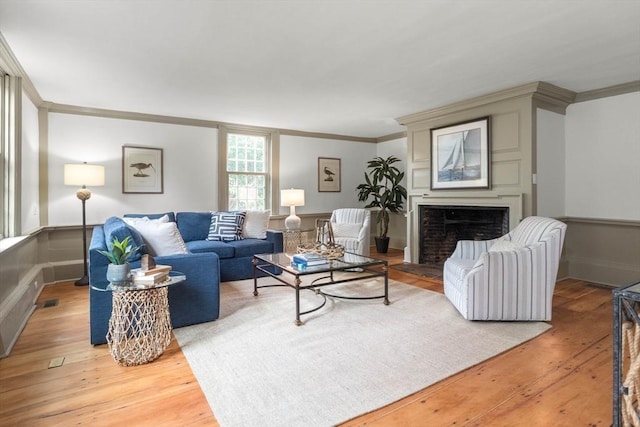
[0,0,639,138]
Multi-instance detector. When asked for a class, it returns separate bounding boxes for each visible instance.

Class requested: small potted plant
[356,155,407,253]
[98,236,142,284]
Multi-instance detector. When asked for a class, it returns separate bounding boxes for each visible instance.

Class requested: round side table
[92,272,186,366]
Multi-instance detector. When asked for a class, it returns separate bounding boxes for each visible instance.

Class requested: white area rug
[173,275,550,427]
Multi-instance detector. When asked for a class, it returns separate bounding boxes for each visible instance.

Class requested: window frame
[0,72,21,239]
[218,125,279,212]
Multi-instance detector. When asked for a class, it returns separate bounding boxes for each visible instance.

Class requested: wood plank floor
[0,249,614,426]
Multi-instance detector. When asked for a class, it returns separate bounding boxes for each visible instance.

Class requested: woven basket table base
[107,287,172,366]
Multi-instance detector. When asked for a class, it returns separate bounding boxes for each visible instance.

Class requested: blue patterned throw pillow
[207,211,247,242]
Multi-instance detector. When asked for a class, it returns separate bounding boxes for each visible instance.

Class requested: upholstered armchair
[330,208,371,256]
[443,216,566,321]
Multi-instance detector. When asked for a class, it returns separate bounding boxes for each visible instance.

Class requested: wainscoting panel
[564,217,640,287]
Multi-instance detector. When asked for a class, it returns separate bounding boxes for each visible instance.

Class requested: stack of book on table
[131,265,172,287]
[292,253,329,269]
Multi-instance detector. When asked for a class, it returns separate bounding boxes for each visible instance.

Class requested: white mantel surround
[406,193,523,263]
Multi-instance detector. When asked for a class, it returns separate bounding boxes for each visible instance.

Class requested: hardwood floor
[0,249,614,426]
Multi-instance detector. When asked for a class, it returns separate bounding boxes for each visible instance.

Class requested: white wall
[565,92,640,221]
[47,114,218,225]
[536,108,565,217]
[21,92,40,233]
[279,135,377,215]
[47,114,383,226]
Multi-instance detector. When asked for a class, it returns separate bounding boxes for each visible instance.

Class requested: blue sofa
[174,211,283,281]
[88,211,283,345]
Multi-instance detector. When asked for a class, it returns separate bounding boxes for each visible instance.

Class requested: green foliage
[356,155,407,239]
[97,236,142,265]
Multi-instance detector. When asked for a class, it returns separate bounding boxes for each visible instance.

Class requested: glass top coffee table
[252,252,389,325]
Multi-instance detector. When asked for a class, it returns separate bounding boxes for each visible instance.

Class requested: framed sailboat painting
[430,117,491,190]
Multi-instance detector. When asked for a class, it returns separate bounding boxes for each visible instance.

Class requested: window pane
[228,172,266,211]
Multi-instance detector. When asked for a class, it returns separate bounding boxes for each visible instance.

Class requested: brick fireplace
[418,205,509,266]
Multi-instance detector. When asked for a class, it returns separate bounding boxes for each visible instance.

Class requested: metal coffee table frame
[252,252,389,325]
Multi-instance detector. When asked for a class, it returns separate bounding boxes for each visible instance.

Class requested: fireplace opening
[419,205,509,267]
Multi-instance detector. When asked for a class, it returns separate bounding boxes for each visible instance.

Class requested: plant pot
[374,236,390,254]
[106,263,131,284]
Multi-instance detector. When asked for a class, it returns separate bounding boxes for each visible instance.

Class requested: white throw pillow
[488,240,525,252]
[127,220,189,256]
[122,214,170,226]
[243,210,271,239]
[331,223,362,239]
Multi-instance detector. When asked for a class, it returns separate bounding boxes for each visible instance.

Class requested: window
[0,72,20,239]
[219,126,279,211]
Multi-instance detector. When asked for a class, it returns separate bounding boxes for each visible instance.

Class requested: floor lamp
[64,162,105,286]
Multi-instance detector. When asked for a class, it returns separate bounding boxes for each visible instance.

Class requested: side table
[280,228,315,253]
[613,281,640,426]
[91,271,186,366]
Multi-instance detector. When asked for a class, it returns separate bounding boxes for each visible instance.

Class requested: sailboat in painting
[438,129,481,181]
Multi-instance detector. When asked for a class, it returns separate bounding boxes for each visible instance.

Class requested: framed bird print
[122,146,164,194]
[318,157,340,192]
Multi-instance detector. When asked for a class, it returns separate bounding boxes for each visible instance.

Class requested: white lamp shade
[281,188,305,207]
[64,163,105,187]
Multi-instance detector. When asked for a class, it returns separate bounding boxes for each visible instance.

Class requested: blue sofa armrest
[265,229,284,253]
[89,225,221,345]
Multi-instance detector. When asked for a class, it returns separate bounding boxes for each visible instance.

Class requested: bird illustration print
[130,162,156,177]
[323,166,335,181]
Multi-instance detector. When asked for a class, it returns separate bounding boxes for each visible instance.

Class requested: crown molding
[279,128,377,143]
[397,81,576,125]
[43,102,221,128]
[574,80,640,103]
[0,32,43,106]
[376,131,407,143]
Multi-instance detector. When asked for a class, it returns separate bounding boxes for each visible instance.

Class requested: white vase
[106,263,131,284]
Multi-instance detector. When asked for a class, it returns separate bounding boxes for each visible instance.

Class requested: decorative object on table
[97,235,142,284]
[281,188,305,230]
[122,145,163,194]
[141,254,156,271]
[64,162,105,286]
[292,253,329,268]
[356,155,407,253]
[297,218,345,259]
[131,264,172,287]
[318,157,340,192]
[430,116,491,190]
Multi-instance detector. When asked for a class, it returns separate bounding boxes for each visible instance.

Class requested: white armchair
[443,216,566,321]
[330,208,371,256]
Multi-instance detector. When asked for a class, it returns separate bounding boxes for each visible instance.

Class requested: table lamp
[64,162,105,286]
[281,188,305,230]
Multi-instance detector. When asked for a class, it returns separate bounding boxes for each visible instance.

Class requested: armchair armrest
[450,237,501,260]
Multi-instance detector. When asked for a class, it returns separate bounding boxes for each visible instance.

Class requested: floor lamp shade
[281,188,305,230]
[64,162,105,285]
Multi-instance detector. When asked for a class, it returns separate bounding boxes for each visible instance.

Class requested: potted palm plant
[98,236,142,284]
[356,155,407,253]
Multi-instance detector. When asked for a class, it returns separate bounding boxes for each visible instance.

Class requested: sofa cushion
[185,240,235,258]
[102,217,146,261]
[243,210,271,239]
[207,211,246,242]
[176,212,212,242]
[226,238,273,258]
